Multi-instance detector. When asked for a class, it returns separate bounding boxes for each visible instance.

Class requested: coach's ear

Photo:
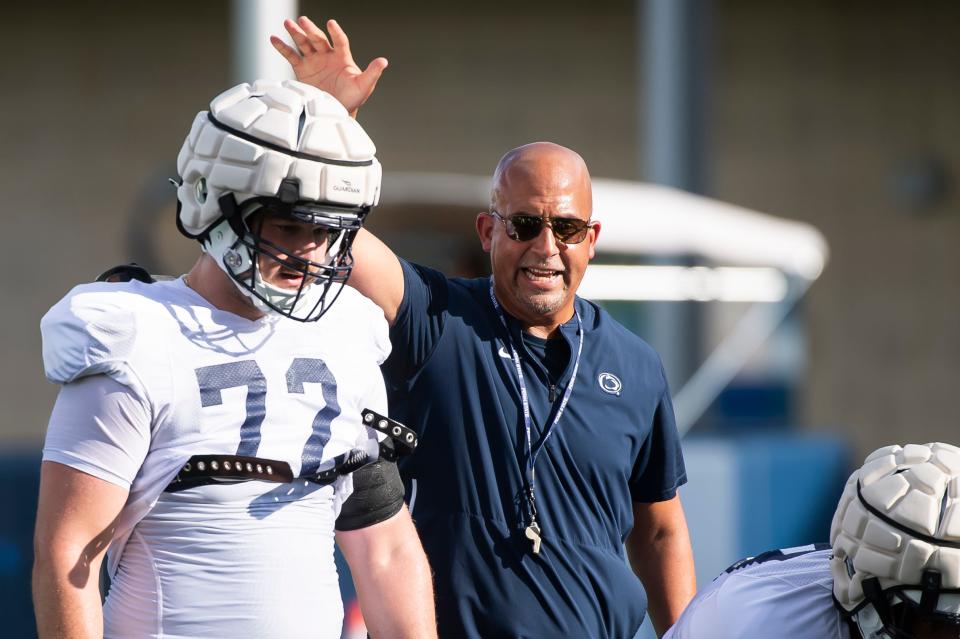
[476,211,495,252]
[95,263,156,284]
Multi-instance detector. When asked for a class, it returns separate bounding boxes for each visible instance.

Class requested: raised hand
[270,16,388,117]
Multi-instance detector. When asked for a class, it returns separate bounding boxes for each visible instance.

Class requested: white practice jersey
[664,545,853,639]
[41,277,390,639]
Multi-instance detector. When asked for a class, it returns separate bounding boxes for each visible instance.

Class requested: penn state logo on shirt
[598,372,622,395]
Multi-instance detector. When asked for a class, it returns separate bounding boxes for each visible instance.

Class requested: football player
[32,80,436,638]
[664,443,960,639]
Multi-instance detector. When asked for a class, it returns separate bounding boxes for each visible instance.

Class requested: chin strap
[863,577,895,631]
[217,192,247,238]
[919,570,943,616]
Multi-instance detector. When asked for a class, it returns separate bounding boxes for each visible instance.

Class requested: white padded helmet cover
[831,442,960,612]
[176,79,382,237]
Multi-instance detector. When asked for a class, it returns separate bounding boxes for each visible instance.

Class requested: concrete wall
[2,2,228,444]
[711,1,960,452]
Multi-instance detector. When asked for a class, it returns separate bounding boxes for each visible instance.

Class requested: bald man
[273,17,696,638]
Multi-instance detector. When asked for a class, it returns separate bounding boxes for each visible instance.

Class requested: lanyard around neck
[488,279,584,524]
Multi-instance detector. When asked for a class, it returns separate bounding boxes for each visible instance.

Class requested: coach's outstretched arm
[337,507,437,638]
[272,16,405,324]
[33,460,127,638]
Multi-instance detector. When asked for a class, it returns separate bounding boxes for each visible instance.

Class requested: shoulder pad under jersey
[41,281,154,393]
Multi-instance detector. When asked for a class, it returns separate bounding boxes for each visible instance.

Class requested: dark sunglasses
[490,211,594,244]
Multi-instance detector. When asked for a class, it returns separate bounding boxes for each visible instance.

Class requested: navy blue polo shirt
[382,260,686,639]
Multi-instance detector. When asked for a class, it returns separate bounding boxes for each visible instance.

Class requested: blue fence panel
[0,451,41,636]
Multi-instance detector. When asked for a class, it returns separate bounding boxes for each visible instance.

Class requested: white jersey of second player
[664,545,853,639]
[41,277,390,639]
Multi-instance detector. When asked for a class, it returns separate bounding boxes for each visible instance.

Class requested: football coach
[273,16,697,638]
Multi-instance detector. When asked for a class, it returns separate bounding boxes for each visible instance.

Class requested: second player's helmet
[831,443,960,638]
[175,79,381,321]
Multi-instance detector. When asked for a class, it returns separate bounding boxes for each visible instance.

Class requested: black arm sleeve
[334,458,406,531]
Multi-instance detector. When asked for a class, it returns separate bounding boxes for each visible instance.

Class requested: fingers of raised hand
[281,18,316,57]
[358,57,389,91]
[326,19,353,55]
[270,36,303,67]
[297,16,333,53]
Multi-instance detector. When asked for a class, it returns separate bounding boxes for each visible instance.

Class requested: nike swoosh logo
[498,346,512,359]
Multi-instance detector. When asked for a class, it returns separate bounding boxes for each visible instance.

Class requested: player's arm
[336,503,436,638]
[271,17,405,323]
[33,461,127,639]
[32,373,151,639]
[627,494,697,637]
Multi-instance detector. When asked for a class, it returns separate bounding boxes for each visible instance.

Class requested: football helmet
[174,79,381,321]
[831,443,960,638]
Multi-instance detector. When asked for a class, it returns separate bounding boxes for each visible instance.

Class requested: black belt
[164,409,417,493]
